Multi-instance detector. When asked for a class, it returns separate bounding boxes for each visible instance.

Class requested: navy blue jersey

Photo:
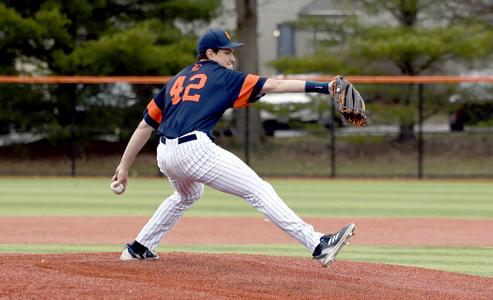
[143,60,267,139]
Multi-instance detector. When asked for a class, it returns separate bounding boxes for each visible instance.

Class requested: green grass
[0,177,492,218]
[0,177,492,278]
[1,244,491,277]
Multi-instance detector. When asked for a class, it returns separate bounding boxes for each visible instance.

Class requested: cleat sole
[320,223,355,267]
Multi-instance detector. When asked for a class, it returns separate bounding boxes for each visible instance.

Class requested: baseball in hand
[111,181,124,194]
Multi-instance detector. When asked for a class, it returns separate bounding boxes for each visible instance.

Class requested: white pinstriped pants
[135,131,323,253]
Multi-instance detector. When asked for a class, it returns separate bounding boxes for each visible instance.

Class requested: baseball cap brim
[220,41,244,49]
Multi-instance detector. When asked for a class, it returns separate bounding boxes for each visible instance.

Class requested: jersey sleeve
[143,86,166,129]
[222,70,267,108]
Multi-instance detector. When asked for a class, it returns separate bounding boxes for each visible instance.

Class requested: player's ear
[206,49,215,59]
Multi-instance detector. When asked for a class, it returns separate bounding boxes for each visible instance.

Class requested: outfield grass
[0,177,492,218]
[0,177,492,277]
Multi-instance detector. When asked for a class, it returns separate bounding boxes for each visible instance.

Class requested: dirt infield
[1,216,492,246]
[1,253,492,299]
[1,217,492,299]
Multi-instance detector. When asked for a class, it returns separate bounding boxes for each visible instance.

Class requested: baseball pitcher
[112,28,363,267]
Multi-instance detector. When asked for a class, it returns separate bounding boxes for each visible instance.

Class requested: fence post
[244,106,250,166]
[417,83,424,179]
[69,84,77,177]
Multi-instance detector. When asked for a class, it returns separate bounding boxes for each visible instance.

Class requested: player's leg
[186,137,323,253]
[121,141,204,260]
[199,145,355,267]
[135,178,204,250]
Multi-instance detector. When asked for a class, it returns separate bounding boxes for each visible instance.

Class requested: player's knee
[182,184,204,205]
[244,181,276,207]
[195,184,205,199]
[260,181,277,196]
[182,195,199,206]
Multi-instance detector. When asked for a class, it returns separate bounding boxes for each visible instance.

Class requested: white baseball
[111,181,124,194]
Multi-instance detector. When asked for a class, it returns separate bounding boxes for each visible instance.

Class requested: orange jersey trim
[233,74,260,108]
[146,99,163,124]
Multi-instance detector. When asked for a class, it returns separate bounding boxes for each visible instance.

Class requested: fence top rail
[280,75,493,84]
[0,76,172,84]
[0,75,492,84]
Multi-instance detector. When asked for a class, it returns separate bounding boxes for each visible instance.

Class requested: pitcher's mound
[1,252,491,299]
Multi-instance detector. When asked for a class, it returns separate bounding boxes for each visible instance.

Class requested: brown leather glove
[331,76,368,127]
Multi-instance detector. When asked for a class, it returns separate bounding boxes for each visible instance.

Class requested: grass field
[0,177,492,277]
[1,177,492,218]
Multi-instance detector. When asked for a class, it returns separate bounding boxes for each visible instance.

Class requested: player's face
[212,49,236,70]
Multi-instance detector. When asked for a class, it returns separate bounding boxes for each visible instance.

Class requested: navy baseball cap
[197,29,244,54]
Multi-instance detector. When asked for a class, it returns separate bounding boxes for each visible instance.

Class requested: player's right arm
[112,88,165,192]
[113,120,154,192]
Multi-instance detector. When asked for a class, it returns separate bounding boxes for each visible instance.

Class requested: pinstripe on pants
[136,131,323,253]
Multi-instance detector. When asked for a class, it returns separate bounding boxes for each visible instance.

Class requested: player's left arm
[229,73,335,108]
[260,78,335,94]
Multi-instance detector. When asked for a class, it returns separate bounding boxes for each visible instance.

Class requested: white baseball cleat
[312,223,355,267]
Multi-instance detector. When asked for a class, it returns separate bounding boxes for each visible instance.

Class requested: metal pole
[244,106,250,165]
[69,84,76,177]
[417,84,424,179]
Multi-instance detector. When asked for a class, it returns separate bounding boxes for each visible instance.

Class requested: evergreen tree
[0,0,221,143]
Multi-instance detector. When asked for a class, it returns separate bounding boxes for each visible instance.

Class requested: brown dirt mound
[1,253,492,299]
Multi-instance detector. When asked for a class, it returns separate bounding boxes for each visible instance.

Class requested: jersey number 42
[170,74,208,105]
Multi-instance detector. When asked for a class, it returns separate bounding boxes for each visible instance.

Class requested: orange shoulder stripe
[147,99,163,123]
[233,74,260,108]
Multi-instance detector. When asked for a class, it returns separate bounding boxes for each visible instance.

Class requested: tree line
[0,0,221,142]
[1,0,492,144]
